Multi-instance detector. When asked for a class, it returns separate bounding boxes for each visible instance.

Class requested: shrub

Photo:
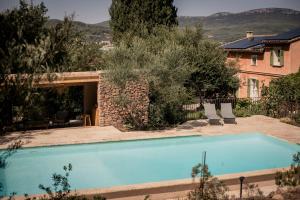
[275,152,300,187]
[262,71,300,118]
[233,106,251,117]
[186,110,205,120]
[233,98,267,117]
[294,112,300,125]
[23,164,106,200]
[188,163,229,200]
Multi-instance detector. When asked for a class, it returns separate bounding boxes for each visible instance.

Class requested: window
[247,79,259,98]
[251,55,257,66]
[271,47,284,67]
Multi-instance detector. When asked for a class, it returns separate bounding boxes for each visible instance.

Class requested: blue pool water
[0,133,299,196]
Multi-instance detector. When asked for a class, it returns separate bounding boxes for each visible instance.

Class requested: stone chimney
[246,31,254,40]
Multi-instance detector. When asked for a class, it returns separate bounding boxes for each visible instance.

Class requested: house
[223,28,300,98]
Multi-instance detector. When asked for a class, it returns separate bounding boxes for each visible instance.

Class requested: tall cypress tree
[109,0,178,41]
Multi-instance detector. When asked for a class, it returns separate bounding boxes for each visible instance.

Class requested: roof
[4,71,103,87]
[262,28,300,42]
[222,36,269,49]
[223,28,300,51]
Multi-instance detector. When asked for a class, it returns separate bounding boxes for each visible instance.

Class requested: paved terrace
[1,115,299,149]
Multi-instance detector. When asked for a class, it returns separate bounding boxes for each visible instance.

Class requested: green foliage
[22,164,106,200]
[233,99,251,117]
[46,19,111,43]
[0,1,103,132]
[295,113,300,125]
[233,106,252,117]
[105,26,239,128]
[22,87,83,121]
[0,141,22,196]
[0,141,22,169]
[233,99,267,117]
[38,164,73,199]
[186,110,205,121]
[186,40,239,99]
[242,183,264,199]
[66,36,104,71]
[275,152,300,187]
[188,163,229,200]
[109,0,178,41]
[104,28,195,127]
[262,71,300,118]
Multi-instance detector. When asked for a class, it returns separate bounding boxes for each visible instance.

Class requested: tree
[109,0,178,41]
[0,1,103,133]
[185,31,240,99]
[104,26,239,128]
[0,0,50,132]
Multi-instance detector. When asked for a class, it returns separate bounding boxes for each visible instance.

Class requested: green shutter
[280,49,284,66]
[270,49,274,66]
[247,79,251,98]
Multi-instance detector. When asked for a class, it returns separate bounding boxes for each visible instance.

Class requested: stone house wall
[97,74,149,128]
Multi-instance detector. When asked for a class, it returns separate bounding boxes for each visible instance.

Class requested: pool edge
[8,167,289,200]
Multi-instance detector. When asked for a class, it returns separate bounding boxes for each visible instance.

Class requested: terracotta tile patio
[1,115,299,149]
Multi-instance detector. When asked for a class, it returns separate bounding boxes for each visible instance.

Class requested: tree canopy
[104,27,239,127]
[0,0,103,132]
[109,0,178,41]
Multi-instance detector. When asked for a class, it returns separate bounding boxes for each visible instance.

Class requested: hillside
[179,8,300,42]
[46,19,112,42]
[47,8,300,43]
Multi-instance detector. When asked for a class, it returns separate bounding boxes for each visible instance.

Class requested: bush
[233,107,251,117]
[233,99,252,117]
[294,112,300,125]
[23,164,106,200]
[186,110,205,120]
[275,152,300,187]
[188,163,229,200]
[262,71,300,118]
[233,98,267,117]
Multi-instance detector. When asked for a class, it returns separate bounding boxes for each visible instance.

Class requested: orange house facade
[223,28,300,98]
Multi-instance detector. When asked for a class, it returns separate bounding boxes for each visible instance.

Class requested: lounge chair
[203,103,221,125]
[221,103,236,124]
[53,111,69,126]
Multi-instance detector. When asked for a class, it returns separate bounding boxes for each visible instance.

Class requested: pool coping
[6,167,289,200]
[1,131,296,151]
[0,132,202,150]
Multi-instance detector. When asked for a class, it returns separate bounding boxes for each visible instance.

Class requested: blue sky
[1,0,300,24]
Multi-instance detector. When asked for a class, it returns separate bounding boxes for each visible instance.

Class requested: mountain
[46,19,112,42]
[178,8,300,42]
[94,20,110,28]
[46,8,300,43]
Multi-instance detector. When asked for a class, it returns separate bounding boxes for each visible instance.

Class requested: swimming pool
[0,133,299,196]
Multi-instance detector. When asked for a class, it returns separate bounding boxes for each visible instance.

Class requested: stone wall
[97,75,149,128]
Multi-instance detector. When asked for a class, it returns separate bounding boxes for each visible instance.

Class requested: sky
[1,0,300,24]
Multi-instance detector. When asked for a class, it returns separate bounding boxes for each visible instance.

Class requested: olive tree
[104,26,239,128]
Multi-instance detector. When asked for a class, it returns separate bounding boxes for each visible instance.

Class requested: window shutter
[270,49,274,66]
[280,49,284,66]
[247,79,251,98]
